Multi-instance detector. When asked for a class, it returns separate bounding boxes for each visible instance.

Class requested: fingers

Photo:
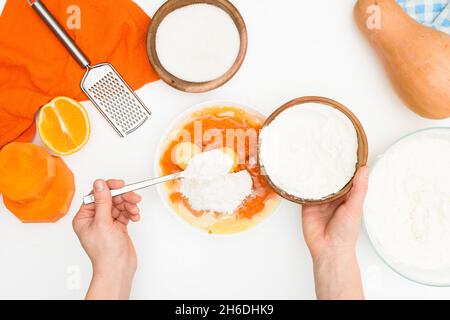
[73,181,123,230]
[113,192,142,213]
[343,166,370,216]
[92,178,142,225]
[112,193,141,224]
[112,192,141,205]
[117,203,141,223]
[93,179,113,224]
[123,192,141,204]
[115,212,131,225]
[124,202,140,215]
[106,178,140,206]
[115,208,140,225]
[128,213,140,222]
[106,179,125,190]
[113,189,141,216]
[112,207,121,219]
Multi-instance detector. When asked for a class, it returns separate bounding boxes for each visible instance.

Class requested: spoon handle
[82,172,184,205]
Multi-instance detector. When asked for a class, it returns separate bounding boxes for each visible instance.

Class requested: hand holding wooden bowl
[259,96,368,205]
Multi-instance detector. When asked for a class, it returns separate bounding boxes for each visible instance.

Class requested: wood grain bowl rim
[258,96,369,205]
[147,0,248,93]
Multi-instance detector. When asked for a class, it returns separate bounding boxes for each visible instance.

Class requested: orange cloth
[0,0,159,148]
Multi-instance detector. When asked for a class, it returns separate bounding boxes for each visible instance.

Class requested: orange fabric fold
[0,0,159,147]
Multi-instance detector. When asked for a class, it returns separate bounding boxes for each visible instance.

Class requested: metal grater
[82,64,151,136]
[30,0,151,137]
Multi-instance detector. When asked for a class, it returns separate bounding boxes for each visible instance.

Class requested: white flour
[181,149,253,214]
[365,129,450,284]
[260,103,358,200]
[183,148,234,181]
[156,4,240,83]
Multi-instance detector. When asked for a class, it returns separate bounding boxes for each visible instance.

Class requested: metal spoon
[82,171,185,205]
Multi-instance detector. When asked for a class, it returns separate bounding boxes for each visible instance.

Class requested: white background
[0,0,449,300]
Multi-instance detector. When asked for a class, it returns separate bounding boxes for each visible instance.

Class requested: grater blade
[81,63,151,137]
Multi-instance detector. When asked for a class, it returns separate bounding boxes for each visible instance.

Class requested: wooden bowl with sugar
[258,96,369,205]
[147,0,247,93]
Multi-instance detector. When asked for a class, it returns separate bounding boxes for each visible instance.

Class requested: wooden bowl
[258,96,369,205]
[147,0,248,93]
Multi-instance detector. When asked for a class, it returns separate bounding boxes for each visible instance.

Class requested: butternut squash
[0,142,56,202]
[354,0,450,119]
[3,157,75,223]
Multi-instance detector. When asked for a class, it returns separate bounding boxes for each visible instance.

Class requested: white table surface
[1,0,449,300]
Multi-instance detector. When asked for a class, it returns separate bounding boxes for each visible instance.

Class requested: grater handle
[82,172,185,205]
[30,0,91,68]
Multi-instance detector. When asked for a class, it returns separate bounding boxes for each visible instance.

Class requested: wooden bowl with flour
[147,0,247,93]
[259,96,368,205]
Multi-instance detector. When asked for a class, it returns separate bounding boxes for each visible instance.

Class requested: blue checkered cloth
[396,0,450,34]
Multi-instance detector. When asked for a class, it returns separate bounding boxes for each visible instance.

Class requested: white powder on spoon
[183,148,234,181]
[260,103,358,200]
[365,129,450,285]
[156,4,240,83]
[181,149,253,214]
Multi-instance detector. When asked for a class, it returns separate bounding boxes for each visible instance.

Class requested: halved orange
[38,97,90,156]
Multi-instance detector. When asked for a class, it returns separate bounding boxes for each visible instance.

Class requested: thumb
[93,179,113,224]
[344,166,369,215]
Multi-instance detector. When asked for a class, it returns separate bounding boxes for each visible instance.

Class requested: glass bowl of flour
[155,101,281,235]
[364,127,450,286]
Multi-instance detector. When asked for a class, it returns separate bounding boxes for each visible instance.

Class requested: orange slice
[38,97,90,155]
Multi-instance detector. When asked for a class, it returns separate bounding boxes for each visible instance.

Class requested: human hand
[302,166,369,260]
[302,166,369,299]
[73,179,142,300]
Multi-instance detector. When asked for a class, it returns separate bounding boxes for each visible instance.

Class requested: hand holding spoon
[82,171,185,205]
[82,148,233,205]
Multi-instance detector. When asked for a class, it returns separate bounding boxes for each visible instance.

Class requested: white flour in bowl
[260,102,358,200]
[181,149,253,214]
[365,128,450,285]
[156,3,240,83]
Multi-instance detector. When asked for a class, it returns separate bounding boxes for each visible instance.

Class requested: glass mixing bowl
[364,127,450,287]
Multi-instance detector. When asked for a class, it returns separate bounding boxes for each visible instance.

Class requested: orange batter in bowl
[159,105,280,234]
